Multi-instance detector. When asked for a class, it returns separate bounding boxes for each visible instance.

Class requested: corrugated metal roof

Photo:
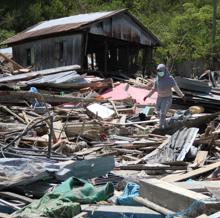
[26,71,88,84]
[2,9,125,45]
[3,23,84,45]
[2,9,160,46]
[27,11,114,32]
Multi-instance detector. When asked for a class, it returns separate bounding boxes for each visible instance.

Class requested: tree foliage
[0,0,219,66]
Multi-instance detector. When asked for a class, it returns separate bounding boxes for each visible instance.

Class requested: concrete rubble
[0,62,219,218]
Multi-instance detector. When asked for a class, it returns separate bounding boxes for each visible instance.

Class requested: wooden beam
[109,100,119,118]
[139,178,214,217]
[192,151,208,168]
[208,211,220,218]
[196,215,208,218]
[0,213,11,218]
[0,191,33,204]
[119,164,187,171]
[82,205,163,217]
[127,120,147,131]
[134,196,177,217]
[1,105,26,124]
[0,91,107,104]
[53,120,67,143]
[161,161,220,182]
[105,119,159,126]
[172,181,220,193]
[0,52,23,70]
[134,138,170,164]
[73,212,88,218]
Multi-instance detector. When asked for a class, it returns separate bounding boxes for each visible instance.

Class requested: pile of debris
[175,74,220,111]
[0,64,219,218]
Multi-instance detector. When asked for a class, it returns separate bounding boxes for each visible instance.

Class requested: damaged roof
[2,9,160,46]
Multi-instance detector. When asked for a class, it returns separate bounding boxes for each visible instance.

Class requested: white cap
[157,64,166,71]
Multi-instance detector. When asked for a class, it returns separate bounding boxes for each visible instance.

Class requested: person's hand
[143,95,148,101]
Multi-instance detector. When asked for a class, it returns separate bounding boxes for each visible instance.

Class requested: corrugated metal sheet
[26,71,87,84]
[175,77,211,94]
[2,9,160,46]
[27,11,114,32]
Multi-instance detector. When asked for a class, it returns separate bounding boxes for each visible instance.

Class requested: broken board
[162,161,220,182]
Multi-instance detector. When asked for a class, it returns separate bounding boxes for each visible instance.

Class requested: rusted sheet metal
[3,23,84,46]
[2,9,160,46]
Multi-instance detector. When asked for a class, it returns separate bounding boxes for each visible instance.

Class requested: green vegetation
[0,0,219,66]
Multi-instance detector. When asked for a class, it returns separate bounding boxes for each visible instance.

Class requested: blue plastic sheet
[117,182,140,206]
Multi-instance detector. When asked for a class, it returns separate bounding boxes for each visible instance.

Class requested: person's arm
[143,82,156,100]
[173,85,184,98]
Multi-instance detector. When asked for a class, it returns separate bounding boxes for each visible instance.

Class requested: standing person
[143,64,185,129]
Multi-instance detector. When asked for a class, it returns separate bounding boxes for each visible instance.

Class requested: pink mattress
[101,83,157,105]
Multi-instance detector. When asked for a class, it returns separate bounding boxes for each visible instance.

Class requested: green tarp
[12,177,114,218]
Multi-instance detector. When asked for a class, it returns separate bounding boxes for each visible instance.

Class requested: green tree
[0,0,219,68]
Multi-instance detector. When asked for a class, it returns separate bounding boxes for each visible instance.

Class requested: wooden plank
[118,142,160,149]
[139,146,159,153]
[134,196,177,217]
[106,119,159,126]
[0,191,33,204]
[1,105,26,124]
[114,148,142,155]
[0,122,25,131]
[65,123,102,140]
[161,161,220,182]
[74,147,102,156]
[127,120,147,131]
[122,155,139,161]
[209,211,220,218]
[119,164,187,171]
[0,212,11,218]
[134,138,170,164]
[119,115,126,125]
[109,100,119,118]
[21,136,48,147]
[139,178,211,217]
[0,52,23,70]
[173,181,220,192]
[160,171,185,183]
[196,215,208,218]
[192,151,208,167]
[0,198,21,210]
[0,91,107,104]
[53,121,67,142]
[22,111,30,123]
[73,212,88,218]
[82,205,163,218]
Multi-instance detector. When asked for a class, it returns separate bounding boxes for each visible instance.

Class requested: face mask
[157,71,165,77]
